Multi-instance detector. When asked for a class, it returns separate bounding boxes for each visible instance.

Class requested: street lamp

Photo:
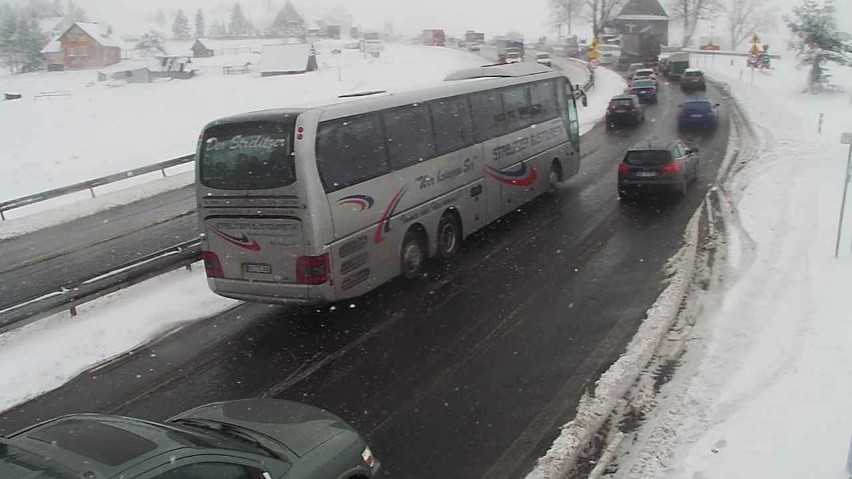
[835,132,852,258]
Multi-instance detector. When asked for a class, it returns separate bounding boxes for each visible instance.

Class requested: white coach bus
[196,62,581,304]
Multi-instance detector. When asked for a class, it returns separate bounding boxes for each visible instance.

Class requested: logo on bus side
[484,163,538,187]
[374,186,407,244]
[337,194,375,211]
[210,227,262,251]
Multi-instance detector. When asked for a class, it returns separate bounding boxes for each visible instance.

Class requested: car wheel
[436,213,461,260]
[400,229,427,279]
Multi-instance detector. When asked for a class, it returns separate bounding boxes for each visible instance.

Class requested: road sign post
[835,132,852,258]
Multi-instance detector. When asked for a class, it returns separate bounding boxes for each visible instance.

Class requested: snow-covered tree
[0,8,47,73]
[270,1,305,38]
[582,0,623,37]
[135,30,167,57]
[722,0,777,49]
[17,15,46,72]
[549,0,580,38]
[786,0,852,88]
[172,9,191,40]
[668,0,718,47]
[209,19,227,38]
[154,8,166,28]
[194,8,205,39]
[229,3,254,37]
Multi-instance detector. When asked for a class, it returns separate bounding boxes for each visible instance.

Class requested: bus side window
[502,86,532,132]
[470,91,507,142]
[317,114,390,192]
[430,96,474,155]
[383,104,436,170]
[557,81,580,150]
[528,80,559,123]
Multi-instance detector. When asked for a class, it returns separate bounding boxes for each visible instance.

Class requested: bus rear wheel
[437,213,461,260]
[401,229,427,280]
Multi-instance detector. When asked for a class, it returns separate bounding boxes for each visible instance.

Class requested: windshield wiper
[171,418,282,459]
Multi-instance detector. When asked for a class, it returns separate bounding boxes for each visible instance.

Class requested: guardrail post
[1,210,5,221]
[161,168,168,178]
[185,263,192,271]
[89,187,96,198]
[70,306,77,317]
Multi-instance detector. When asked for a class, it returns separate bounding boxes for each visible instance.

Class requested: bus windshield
[200,120,297,190]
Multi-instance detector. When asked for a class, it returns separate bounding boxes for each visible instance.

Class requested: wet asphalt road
[0,75,732,479]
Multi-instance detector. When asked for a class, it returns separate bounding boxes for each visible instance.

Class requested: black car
[617,140,700,197]
[629,79,658,104]
[681,68,706,91]
[606,94,645,128]
[0,399,380,479]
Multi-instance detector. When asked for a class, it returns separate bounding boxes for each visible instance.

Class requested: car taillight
[202,251,223,278]
[660,162,681,174]
[630,108,637,112]
[362,446,375,468]
[618,163,630,173]
[296,254,330,285]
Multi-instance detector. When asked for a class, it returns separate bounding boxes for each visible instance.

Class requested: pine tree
[229,3,254,37]
[19,15,47,72]
[0,9,20,73]
[155,9,167,28]
[786,0,852,88]
[172,9,191,40]
[135,30,167,57]
[271,1,305,38]
[194,8,205,39]
[209,19,227,38]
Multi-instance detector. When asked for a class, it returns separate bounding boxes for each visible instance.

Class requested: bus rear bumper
[207,278,335,305]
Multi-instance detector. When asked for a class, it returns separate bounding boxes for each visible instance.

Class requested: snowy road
[0,74,734,478]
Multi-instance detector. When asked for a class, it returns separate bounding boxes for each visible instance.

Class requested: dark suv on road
[617,140,700,198]
[606,95,644,128]
[681,68,706,91]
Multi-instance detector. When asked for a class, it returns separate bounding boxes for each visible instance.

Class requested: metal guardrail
[0,239,201,334]
[0,154,195,220]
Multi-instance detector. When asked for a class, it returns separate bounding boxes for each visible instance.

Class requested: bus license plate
[244,263,272,274]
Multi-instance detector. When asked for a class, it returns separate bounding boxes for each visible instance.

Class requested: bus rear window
[200,120,296,190]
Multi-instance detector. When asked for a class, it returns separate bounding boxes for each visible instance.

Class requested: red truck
[422,29,446,46]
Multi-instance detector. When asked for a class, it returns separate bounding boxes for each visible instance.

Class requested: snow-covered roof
[97,59,159,75]
[61,22,124,49]
[40,39,61,54]
[259,44,313,74]
[615,14,670,21]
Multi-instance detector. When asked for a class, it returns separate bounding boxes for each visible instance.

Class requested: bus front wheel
[401,229,427,280]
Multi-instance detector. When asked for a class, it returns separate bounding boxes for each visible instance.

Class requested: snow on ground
[0,263,238,411]
[578,65,625,135]
[624,55,852,478]
[0,42,483,203]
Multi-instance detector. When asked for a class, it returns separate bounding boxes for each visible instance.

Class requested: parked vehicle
[606,94,644,127]
[677,97,720,130]
[629,79,658,104]
[680,68,706,91]
[666,52,690,80]
[0,399,380,479]
[617,140,700,198]
[536,52,552,66]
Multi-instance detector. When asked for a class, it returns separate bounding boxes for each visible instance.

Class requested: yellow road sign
[751,33,760,45]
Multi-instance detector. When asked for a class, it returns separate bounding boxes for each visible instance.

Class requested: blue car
[677,97,720,130]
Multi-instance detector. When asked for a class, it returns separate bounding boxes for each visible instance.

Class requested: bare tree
[668,0,718,47]
[550,0,580,38]
[583,0,624,38]
[721,0,777,49]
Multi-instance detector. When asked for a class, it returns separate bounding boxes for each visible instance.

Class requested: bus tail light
[202,251,224,278]
[296,254,330,285]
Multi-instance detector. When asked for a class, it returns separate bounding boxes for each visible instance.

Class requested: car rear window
[29,418,158,467]
[624,150,673,166]
[682,102,711,112]
[684,71,703,77]
[632,80,655,88]
[609,99,634,108]
[200,120,297,191]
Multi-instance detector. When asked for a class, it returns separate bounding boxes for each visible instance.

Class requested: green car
[0,399,379,479]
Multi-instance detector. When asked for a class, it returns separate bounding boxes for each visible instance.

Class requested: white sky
[39,0,852,45]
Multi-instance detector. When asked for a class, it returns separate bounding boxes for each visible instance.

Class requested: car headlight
[362,446,375,468]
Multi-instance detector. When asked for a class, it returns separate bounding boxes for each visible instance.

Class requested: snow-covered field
[0,42,482,202]
[0,48,619,413]
[622,56,852,478]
